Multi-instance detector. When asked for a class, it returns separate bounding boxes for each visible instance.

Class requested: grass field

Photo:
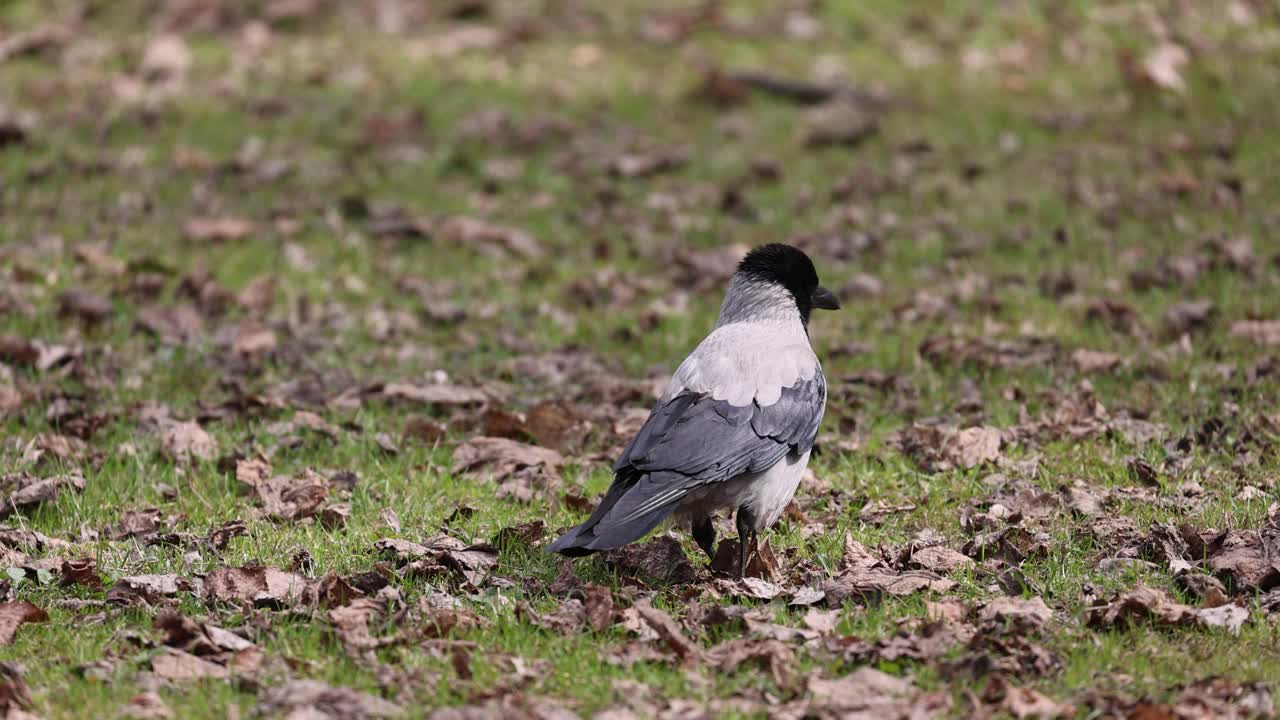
[2,1,1280,717]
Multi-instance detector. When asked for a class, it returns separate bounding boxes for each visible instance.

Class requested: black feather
[546,374,825,554]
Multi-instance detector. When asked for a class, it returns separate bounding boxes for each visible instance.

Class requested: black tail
[546,470,689,555]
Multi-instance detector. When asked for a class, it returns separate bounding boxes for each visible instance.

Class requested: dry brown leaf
[1,473,85,518]
[108,574,193,605]
[1141,43,1190,93]
[453,437,564,501]
[234,457,272,487]
[151,648,228,681]
[183,217,256,242]
[136,305,204,344]
[0,601,47,645]
[710,536,781,579]
[155,613,254,659]
[57,289,113,323]
[1071,349,1122,374]
[894,424,1004,472]
[160,421,216,462]
[376,535,498,589]
[0,662,33,715]
[381,382,489,406]
[706,638,796,688]
[979,596,1053,631]
[205,565,308,607]
[633,598,699,665]
[983,676,1076,719]
[908,545,974,574]
[582,585,614,633]
[602,535,697,585]
[802,608,841,634]
[231,322,277,358]
[59,557,102,589]
[0,386,21,418]
[1088,585,1249,634]
[112,508,163,539]
[824,567,956,606]
[122,690,172,720]
[804,100,879,148]
[330,596,398,652]
[139,34,191,83]
[806,667,939,716]
[252,471,329,521]
[256,679,400,719]
[438,216,543,260]
[1230,320,1280,347]
[237,274,277,314]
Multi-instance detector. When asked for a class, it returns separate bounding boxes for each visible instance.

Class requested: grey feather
[547,372,825,554]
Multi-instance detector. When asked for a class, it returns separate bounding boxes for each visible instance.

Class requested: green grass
[3,0,1280,717]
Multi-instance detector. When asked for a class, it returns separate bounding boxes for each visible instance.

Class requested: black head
[736,243,841,322]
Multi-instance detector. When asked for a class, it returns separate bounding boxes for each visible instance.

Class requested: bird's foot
[734,505,759,579]
[692,516,717,561]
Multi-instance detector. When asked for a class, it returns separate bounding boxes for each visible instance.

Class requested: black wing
[546,372,824,555]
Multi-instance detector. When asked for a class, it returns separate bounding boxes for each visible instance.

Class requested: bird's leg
[735,505,758,579]
[691,516,717,560]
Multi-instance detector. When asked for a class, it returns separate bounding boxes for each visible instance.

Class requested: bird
[547,243,839,578]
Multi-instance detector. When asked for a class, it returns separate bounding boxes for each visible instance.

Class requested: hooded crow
[547,243,839,577]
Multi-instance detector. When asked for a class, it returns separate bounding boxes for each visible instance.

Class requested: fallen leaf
[983,675,1076,719]
[1,473,85,518]
[0,662,32,715]
[1164,300,1215,336]
[107,574,193,605]
[908,545,974,574]
[139,34,191,84]
[603,535,697,585]
[0,601,47,645]
[634,598,699,665]
[0,386,20,418]
[582,585,615,632]
[807,667,924,714]
[57,289,113,323]
[1140,43,1190,93]
[824,567,956,606]
[979,596,1053,631]
[160,421,216,462]
[255,679,400,719]
[381,382,489,406]
[804,100,879,148]
[122,690,172,719]
[1072,349,1122,374]
[237,274,277,314]
[151,648,228,681]
[1088,585,1248,633]
[59,558,102,589]
[706,637,796,687]
[136,305,204,344]
[251,471,329,521]
[438,216,543,260]
[204,565,307,607]
[893,424,1004,472]
[802,608,841,634]
[1230,320,1280,346]
[155,613,254,657]
[112,508,163,539]
[376,535,498,590]
[183,217,255,242]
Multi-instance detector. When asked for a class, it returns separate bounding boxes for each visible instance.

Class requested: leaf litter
[4,2,1280,717]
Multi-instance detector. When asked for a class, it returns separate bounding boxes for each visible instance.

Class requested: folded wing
[546,368,824,555]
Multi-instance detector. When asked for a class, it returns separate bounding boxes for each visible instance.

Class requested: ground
[2,1,1280,718]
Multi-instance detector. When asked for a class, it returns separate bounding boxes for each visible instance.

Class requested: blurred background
[3,1,1278,406]
[3,1,1280,715]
